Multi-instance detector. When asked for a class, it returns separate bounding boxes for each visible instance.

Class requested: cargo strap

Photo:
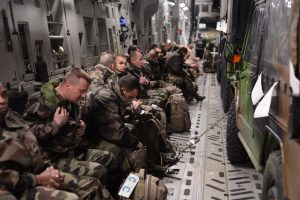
[173,113,228,155]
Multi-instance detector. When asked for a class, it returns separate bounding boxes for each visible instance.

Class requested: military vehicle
[218,0,253,113]
[223,0,300,199]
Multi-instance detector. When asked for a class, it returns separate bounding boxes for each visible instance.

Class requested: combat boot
[194,93,205,102]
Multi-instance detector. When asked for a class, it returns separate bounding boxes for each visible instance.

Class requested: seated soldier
[115,55,128,77]
[87,74,178,172]
[165,47,205,102]
[127,50,167,107]
[22,68,117,186]
[0,83,111,200]
[87,74,145,169]
[89,51,116,90]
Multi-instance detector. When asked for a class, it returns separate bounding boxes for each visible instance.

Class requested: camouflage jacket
[144,56,161,82]
[23,81,82,162]
[126,64,150,97]
[0,110,46,195]
[166,51,185,76]
[87,82,139,149]
[89,64,116,90]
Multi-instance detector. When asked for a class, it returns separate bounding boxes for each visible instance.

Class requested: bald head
[99,51,115,69]
[147,49,159,62]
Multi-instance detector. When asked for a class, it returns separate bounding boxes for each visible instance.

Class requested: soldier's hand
[132,100,142,111]
[136,142,144,149]
[54,107,69,128]
[139,75,149,86]
[36,167,63,188]
[75,120,86,137]
[149,81,156,87]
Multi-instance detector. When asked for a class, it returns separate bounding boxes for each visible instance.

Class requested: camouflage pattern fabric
[96,140,131,174]
[165,51,185,75]
[144,57,161,81]
[84,149,118,170]
[165,74,197,100]
[55,159,108,184]
[88,64,116,90]
[87,83,140,149]
[0,190,17,200]
[0,111,107,200]
[60,173,113,200]
[23,81,83,162]
[23,82,114,167]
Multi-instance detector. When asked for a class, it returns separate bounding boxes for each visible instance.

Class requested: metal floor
[163,73,263,200]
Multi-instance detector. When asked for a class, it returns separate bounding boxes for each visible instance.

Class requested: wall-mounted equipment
[2,10,13,52]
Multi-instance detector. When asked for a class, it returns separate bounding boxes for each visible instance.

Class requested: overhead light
[183,6,189,11]
[179,3,186,8]
[168,2,175,6]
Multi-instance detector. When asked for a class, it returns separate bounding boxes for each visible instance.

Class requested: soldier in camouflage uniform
[165,47,205,102]
[115,55,128,77]
[0,83,112,200]
[127,50,167,107]
[89,51,117,90]
[87,74,145,194]
[22,68,117,185]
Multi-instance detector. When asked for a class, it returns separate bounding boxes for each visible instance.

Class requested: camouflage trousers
[56,159,107,184]
[83,149,118,170]
[96,140,132,196]
[165,75,197,100]
[0,187,79,200]
[55,148,118,184]
[60,173,113,200]
[0,173,113,200]
[96,140,131,174]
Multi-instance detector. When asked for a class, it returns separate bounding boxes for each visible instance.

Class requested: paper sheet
[254,82,278,118]
[251,73,264,105]
[289,60,300,95]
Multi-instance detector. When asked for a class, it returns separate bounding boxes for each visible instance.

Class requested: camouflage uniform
[0,110,109,200]
[165,51,198,101]
[88,64,116,90]
[87,82,140,152]
[87,82,143,194]
[22,81,117,183]
[127,64,167,107]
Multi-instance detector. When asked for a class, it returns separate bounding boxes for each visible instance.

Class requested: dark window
[111,8,114,18]
[244,6,265,67]
[97,18,109,52]
[105,7,110,18]
[74,0,80,14]
[202,5,208,12]
[260,0,292,72]
[13,0,24,5]
[34,0,40,8]
[108,28,114,51]
[18,23,33,74]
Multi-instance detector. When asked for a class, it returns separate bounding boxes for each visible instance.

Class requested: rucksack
[166,94,191,132]
[120,169,168,200]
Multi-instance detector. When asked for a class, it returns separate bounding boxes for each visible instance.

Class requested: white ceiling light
[168,2,175,6]
[183,6,189,11]
[179,3,186,8]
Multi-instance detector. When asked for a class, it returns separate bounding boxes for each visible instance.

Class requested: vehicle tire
[226,101,248,164]
[217,58,226,83]
[262,151,283,200]
[217,63,221,83]
[221,77,233,113]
